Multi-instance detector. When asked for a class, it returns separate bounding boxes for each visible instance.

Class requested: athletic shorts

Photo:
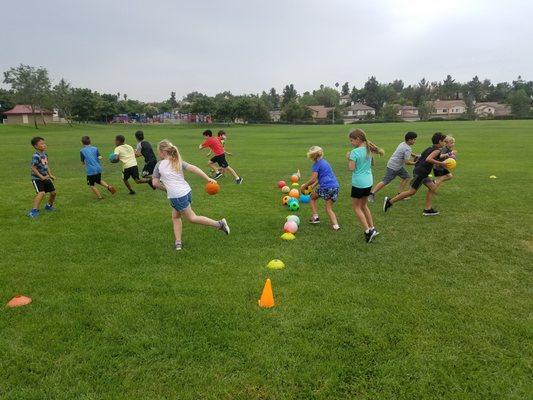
[381,167,410,184]
[87,173,102,186]
[123,166,140,181]
[169,192,192,212]
[142,161,157,176]
[433,168,450,177]
[410,173,432,190]
[351,186,372,198]
[210,154,229,168]
[32,179,55,193]
[316,187,339,202]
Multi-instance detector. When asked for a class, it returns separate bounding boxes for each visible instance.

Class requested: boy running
[80,136,116,199]
[199,129,243,184]
[369,131,419,202]
[383,132,447,216]
[28,137,57,218]
[434,135,456,189]
[134,130,157,178]
[111,134,152,194]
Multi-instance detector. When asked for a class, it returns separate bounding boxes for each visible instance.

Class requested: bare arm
[151,177,166,192]
[426,149,447,167]
[300,172,318,191]
[348,160,356,171]
[184,164,217,183]
[31,165,49,180]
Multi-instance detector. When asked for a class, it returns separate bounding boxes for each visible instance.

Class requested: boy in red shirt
[199,130,243,184]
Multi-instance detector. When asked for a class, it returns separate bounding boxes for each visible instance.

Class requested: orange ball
[289,189,300,198]
[205,181,220,195]
[290,174,299,183]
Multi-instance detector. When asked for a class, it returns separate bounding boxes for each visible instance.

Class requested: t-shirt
[387,142,412,171]
[349,146,373,188]
[153,159,191,198]
[31,151,49,180]
[201,137,225,156]
[114,144,137,170]
[80,145,102,176]
[414,145,439,176]
[312,158,339,189]
[434,145,452,172]
[136,140,157,164]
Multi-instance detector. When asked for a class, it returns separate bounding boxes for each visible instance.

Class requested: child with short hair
[80,136,116,199]
[383,132,448,216]
[369,131,418,202]
[434,135,456,189]
[199,130,243,184]
[300,146,340,230]
[28,137,57,218]
[152,139,230,250]
[134,130,157,178]
[347,129,384,242]
[111,134,152,194]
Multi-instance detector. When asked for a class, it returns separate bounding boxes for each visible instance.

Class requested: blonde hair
[158,139,183,172]
[307,146,324,161]
[444,135,455,144]
[348,129,384,157]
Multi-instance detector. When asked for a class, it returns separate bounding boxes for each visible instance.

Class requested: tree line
[1,64,532,127]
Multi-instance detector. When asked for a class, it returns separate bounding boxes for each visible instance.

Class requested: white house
[343,103,375,124]
[269,110,281,122]
[475,102,511,118]
[431,100,466,119]
[340,94,352,106]
[397,105,419,121]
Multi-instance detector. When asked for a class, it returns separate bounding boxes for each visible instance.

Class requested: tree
[507,89,531,117]
[379,104,400,121]
[168,91,178,109]
[281,84,298,107]
[281,100,311,122]
[341,82,350,96]
[391,79,404,92]
[184,91,207,103]
[0,88,16,116]
[439,75,460,100]
[417,101,435,120]
[52,78,73,125]
[413,78,430,107]
[269,88,280,109]
[3,64,52,128]
[466,76,483,102]
[71,88,100,122]
[98,94,119,122]
[363,76,383,111]
[313,86,340,107]
[189,97,216,114]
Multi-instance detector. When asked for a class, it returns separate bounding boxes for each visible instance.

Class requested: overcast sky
[2,0,532,101]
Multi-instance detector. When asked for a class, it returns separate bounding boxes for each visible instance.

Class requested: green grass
[0,121,531,399]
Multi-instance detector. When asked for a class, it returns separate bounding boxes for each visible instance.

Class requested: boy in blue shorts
[80,136,116,199]
[28,136,57,218]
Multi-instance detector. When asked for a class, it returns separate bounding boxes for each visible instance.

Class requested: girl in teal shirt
[347,129,384,243]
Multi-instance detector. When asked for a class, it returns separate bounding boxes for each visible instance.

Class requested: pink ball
[283,220,298,234]
[278,180,286,189]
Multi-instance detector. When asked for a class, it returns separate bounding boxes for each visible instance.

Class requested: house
[340,94,352,106]
[343,103,376,124]
[475,102,511,118]
[431,100,466,119]
[397,105,419,121]
[269,110,281,122]
[2,105,54,125]
[306,105,334,121]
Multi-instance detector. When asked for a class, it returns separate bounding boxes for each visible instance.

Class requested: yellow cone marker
[267,259,285,270]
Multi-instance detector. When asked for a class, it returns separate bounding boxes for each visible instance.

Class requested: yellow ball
[444,158,457,170]
[282,196,291,205]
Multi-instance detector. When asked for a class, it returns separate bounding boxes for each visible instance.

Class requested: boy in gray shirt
[369,132,418,202]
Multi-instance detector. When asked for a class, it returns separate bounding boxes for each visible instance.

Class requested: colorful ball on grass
[283,220,298,234]
[289,189,300,198]
[286,215,300,225]
[281,185,290,193]
[109,152,118,163]
[291,183,299,188]
[277,180,286,189]
[290,174,299,183]
[444,158,457,170]
[300,194,310,204]
[301,187,312,195]
[282,196,291,205]
[205,181,220,195]
[280,232,296,241]
[288,200,300,211]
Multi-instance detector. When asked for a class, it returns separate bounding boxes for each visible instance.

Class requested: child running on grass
[300,146,340,230]
[383,132,447,216]
[434,135,457,189]
[28,137,57,218]
[369,131,419,202]
[199,130,243,184]
[205,130,233,177]
[152,139,230,250]
[134,130,158,178]
[347,129,384,243]
[80,136,116,199]
[112,134,153,194]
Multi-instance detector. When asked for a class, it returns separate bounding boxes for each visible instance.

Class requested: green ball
[288,201,300,211]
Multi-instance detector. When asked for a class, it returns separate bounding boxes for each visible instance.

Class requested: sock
[365,228,371,234]
[312,214,318,219]
[333,224,340,230]
[175,240,182,245]
[370,226,374,231]
[46,203,51,207]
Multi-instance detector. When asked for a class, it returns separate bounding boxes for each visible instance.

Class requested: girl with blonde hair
[152,140,230,250]
[347,129,384,242]
[300,145,340,230]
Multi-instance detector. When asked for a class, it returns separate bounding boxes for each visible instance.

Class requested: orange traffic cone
[258,278,275,308]
[6,295,32,308]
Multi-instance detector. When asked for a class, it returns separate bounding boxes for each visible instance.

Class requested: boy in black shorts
[134,131,157,178]
[383,132,448,216]
[112,135,153,194]
[199,130,243,184]
[28,137,57,218]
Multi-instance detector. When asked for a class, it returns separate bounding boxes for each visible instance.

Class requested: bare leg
[123,179,133,192]
[224,166,239,179]
[351,198,370,231]
[172,209,183,242]
[372,181,387,195]
[435,173,453,189]
[390,188,417,204]
[90,186,103,199]
[208,160,219,173]
[361,197,374,228]
[423,181,438,209]
[48,191,56,206]
[324,200,338,226]
[181,206,220,228]
[398,178,409,193]
[32,192,45,210]
[310,195,319,216]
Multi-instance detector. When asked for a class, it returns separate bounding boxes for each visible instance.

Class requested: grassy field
[0,121,531,399]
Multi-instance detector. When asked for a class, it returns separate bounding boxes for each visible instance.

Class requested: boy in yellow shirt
[111,135,152,194]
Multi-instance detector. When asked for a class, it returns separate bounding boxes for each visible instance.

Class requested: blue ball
[300,194,310,203]
[109,152,118,163]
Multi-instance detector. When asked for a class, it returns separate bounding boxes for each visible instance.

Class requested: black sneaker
[365,229,379,243]
[214,171,223,180]
[219,218,230,235]
[129,190,136,195]
[235,177,243,184]
[308,216,320,224]
[175,241,182,251]
[423,208,439,216]
[383,197,392,212]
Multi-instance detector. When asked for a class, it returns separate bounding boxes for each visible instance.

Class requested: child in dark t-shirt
[28,136,57,218]
[134,130,157,177]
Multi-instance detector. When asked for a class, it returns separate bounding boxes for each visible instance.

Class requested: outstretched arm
[184,164,217,183]
[300,172,318,191]
[151,177,166,191]
[426,150,447,167]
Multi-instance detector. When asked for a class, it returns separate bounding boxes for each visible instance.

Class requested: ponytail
[158,139,183,172]
[348,129,384,157]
